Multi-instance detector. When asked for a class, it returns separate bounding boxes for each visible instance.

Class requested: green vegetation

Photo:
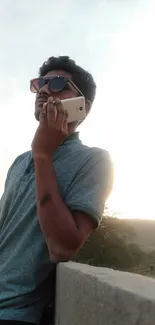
[73,216,155,278]
[123,219,155,252]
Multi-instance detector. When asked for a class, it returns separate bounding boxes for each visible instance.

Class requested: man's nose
[39,84,64,100]
[39,85,60,100]
[39,84,51,96]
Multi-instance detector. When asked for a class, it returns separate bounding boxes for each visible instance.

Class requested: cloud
[0,0,139,79]
[0,1,103,76]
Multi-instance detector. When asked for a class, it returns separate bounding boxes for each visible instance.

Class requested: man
[0,56,113,325]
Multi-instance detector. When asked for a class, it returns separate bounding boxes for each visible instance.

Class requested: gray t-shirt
[0,133,113,325]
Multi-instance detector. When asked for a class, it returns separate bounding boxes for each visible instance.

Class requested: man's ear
[85,100,91,116]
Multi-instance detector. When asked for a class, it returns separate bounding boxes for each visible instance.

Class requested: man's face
[34,70,79,121]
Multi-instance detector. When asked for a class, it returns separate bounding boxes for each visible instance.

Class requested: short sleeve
[64,149,113,227]
[0,154,24,214]
[0,165,12,216]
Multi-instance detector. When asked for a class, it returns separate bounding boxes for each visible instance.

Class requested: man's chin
[34,110,40,122]
[35,104,44,121]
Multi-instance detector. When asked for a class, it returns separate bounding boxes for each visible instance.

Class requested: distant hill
[124,219,155,252]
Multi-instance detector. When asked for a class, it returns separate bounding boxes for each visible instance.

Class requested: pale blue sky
[0,0,155,219]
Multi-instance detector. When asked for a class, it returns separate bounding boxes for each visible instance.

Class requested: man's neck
[68,122,78,135]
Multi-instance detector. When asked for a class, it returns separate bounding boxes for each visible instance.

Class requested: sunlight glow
[80,1,155,219]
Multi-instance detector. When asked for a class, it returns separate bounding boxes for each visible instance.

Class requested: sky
[0,0,155,219]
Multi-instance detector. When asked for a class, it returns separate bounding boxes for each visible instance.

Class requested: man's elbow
[48,243,80,264]
[50,253,70,264]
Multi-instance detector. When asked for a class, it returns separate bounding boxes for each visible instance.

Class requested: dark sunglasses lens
[30,78,45,93]
[49,77,66,92]
[38,78,46,89]
[30,78,47,93]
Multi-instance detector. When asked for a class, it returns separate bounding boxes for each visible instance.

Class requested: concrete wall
[55,261,155,325]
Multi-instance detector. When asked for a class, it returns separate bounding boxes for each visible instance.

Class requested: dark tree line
[73,216,155,275]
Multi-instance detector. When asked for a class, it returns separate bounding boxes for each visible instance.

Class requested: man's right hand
[31,97,68,159]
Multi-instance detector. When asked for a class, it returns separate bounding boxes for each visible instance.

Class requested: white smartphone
[61,96,86,123]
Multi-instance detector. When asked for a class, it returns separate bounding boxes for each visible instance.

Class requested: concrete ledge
[55,261,155,325]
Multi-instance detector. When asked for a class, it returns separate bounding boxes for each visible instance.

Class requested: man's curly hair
[39,56,96,103]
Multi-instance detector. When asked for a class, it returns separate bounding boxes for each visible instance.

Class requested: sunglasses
[30,76,84,97]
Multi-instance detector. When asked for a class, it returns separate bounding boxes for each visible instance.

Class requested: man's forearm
[33,156,81,261]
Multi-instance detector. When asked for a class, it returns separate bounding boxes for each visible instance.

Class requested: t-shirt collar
[61,132,80,145]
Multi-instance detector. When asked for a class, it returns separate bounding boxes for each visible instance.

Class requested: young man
[0,56,113,325]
